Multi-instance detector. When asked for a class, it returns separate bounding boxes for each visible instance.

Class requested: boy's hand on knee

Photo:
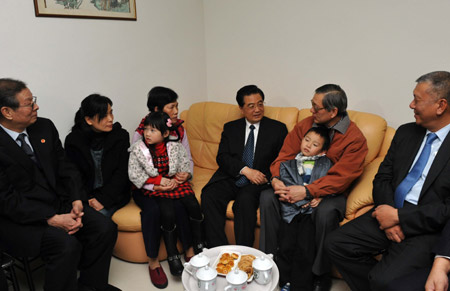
[310,198,322,208]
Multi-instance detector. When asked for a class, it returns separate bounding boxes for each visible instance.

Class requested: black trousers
[133,190,192,258]
[278,214,316,291]
[385,266,441,291]
[259,189,345,275]
[157,195,203,230]
[201,179,268,247]
[0,253,7,291]
[326,209,438,291]
[2,206,117,291]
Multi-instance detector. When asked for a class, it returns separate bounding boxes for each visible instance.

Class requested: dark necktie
[394,132,438,208]
[236,125,255,187]
[17,133,37,163]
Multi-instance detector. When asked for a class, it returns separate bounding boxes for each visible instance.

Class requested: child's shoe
[148,266,168,289]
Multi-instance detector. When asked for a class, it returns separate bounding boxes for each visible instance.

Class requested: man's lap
[311,195,346,224]
[0,205,116,258]
[328,209,438,287]
[202,179,264,202]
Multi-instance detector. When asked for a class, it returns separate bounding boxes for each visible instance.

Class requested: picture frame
[33,0,137,21]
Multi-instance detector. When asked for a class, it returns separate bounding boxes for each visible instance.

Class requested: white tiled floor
[12,256,351,291]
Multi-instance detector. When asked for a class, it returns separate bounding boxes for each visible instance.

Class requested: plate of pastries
[237,254,256,282]
[213,251,240,276]
[213,251,256,282]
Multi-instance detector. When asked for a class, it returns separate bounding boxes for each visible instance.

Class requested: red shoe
[185,254,193,262]
[149,266,168,289]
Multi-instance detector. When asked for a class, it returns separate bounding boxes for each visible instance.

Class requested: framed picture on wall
[34,0,137,20]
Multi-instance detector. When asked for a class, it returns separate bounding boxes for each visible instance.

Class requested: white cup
[196,265,217,291]
[224,268,248,291]
[252,256,273,285]
[184,253,210,279]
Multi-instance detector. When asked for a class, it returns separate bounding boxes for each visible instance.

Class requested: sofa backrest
[182,102,390,170]
[182,101,299,172]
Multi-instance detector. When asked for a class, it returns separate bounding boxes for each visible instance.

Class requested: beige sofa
[112,101,395,263]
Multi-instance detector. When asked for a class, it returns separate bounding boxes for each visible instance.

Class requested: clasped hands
[272,178,307,203]
[371,204,404,243]
[47,200,84,235]
[156,172,191,191]
[271,178,318,208]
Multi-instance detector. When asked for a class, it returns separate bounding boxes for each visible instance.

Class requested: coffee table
[182,245,279,291]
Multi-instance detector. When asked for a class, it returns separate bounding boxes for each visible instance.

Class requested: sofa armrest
[344,156,385,221]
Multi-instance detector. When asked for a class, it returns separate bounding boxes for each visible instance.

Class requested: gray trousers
[259,188,346,275]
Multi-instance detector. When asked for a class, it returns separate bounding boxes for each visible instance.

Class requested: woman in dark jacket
[65,94,130,217]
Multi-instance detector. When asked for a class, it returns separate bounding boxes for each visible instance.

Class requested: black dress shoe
[167,254,184,276]
[312,274,332,291]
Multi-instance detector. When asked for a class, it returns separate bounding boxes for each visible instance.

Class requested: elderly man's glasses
[311,101,325,112]
[18,96,37,109]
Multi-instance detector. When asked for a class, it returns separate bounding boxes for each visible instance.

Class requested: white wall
[204,0,450,128]
[3,1,450,134]
[1,0,206,138]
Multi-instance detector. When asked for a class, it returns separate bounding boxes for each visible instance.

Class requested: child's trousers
[277,213,316,291]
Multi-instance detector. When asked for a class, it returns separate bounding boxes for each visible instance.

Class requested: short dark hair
[0,78,27,117]
[315,84,347,116]
[306,126,331,151]
[236,85,265,107]
[143,111,178,142]
[73,94,113,130]
[416,71,450,103]
[146,86,178,112]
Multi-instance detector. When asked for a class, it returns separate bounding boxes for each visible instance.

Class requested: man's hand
[175,172,191,184]
[88,198,104,211]
[272,177,290,201]
[425,257,450,291]
[241,167,267,185]
[384,225,405,243]
[47,213,83,235]
[284,185,307,203]
[372,205,399,230]
[71,200,84,218]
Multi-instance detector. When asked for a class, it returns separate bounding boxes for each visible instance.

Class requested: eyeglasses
[245,101,265,110]
[18,96,37,109]
[311,101,325,112]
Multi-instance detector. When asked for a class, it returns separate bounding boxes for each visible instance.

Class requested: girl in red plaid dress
[129,111,204,283]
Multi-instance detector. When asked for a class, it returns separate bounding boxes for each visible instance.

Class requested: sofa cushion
[112,198,142,232]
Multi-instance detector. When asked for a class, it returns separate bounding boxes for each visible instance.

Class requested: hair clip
[166,118,172,127]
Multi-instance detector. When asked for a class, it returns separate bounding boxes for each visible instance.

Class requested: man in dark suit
[0,79,120,291]
[326,71,450,291]
[201,85,288,247]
